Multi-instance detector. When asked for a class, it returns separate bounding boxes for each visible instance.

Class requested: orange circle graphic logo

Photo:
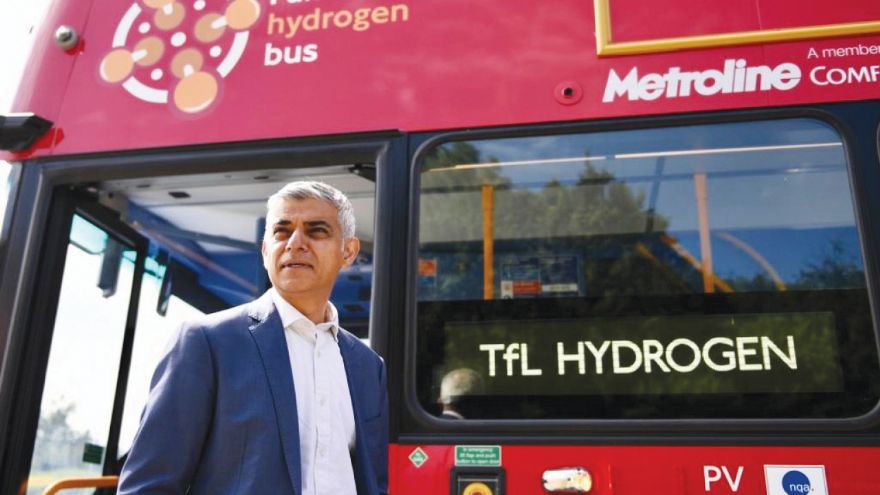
[100,0,261,114]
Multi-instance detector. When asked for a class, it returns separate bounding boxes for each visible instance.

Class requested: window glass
[416,119,880,420]
[0,161,14,234]
[26,215,137,495]
[118,260,204,457]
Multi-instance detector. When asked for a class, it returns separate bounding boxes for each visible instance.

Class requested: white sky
[32,242,203,485]
[42,244,202,448]
[0,0,52,112]
[0,0,52,249]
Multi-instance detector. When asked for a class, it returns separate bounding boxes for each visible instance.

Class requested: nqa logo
[764,466,829,495]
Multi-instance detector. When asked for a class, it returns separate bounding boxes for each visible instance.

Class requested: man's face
[262,196,359,304]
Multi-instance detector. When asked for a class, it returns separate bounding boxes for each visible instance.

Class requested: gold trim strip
[595,0,880,56]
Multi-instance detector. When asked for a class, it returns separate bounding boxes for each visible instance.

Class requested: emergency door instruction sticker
[765,465,828,495]
[82,443,105,464]
[455,446,501,467]
[408,447,428,468]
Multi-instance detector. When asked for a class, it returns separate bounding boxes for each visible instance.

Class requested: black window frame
[0,160,22,279]
[403,103,880,436]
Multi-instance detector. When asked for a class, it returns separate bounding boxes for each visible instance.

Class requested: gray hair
[267,181,356,240]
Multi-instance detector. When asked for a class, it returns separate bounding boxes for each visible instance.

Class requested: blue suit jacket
[118,292,388,494]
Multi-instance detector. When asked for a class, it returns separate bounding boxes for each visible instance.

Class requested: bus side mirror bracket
[0,113,53,152]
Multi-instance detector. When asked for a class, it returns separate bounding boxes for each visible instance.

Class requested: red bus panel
[8,0,880,157]
[391,443,880,494]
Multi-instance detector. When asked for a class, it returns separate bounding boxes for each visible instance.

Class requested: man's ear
[261,239,267,257]
[342,237,360,266]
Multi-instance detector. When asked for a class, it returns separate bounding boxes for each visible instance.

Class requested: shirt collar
[270,288,339,341]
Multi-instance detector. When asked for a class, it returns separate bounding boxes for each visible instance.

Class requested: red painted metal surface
[390,443,880,494]
[7,2,879,491]
[6,0,880,158]
[609,0,761,43]
[610,0,880,42]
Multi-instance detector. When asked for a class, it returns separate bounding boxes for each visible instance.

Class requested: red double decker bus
[3,0,880,494]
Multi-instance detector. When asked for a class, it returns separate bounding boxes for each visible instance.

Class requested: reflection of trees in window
[421,142,869,297]
[727,272,778,292]
[420,142,697,299]
[792,239,865,289]
[420,143,510,299]
[727,239,865,291]
[421,142,666,236]
[31,401,94,471]
[421,142,510,242]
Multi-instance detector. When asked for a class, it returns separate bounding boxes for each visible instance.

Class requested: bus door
[1,142,393,494]
[14,189,148,495]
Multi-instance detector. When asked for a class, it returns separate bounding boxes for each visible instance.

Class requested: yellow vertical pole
[482,184,494,300]
[693,173,714,293]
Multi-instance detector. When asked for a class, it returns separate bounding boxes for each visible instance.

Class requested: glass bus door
[21,191,147,495]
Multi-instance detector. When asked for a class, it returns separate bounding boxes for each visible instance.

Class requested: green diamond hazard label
[409,447,428,468]
[455,445,501,466]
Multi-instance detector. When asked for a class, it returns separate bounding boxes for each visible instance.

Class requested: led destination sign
[442,313,843,396]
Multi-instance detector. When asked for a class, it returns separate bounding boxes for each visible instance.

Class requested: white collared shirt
[270,289,357,495]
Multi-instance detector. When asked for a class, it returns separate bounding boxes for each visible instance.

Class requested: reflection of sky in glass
[69,215,108,253]
[469,119,838,166]
[420,118,865,292]
[445,120,845,208]
[427,118,856,232]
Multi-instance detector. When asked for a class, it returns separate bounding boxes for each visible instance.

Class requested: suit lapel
[337,331,374,495]
[247,292,302,494]
[337,331,362,414]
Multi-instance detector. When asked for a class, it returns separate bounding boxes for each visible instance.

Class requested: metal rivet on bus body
[554,80,584,105]
[55,25,79,51]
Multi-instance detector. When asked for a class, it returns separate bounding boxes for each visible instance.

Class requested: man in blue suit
[119,181,388,495]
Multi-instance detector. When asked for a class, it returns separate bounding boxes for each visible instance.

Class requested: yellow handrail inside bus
[481,184,495,300]
[594,0,880,56]
[693,173,714,294]
[40,475,119,495]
